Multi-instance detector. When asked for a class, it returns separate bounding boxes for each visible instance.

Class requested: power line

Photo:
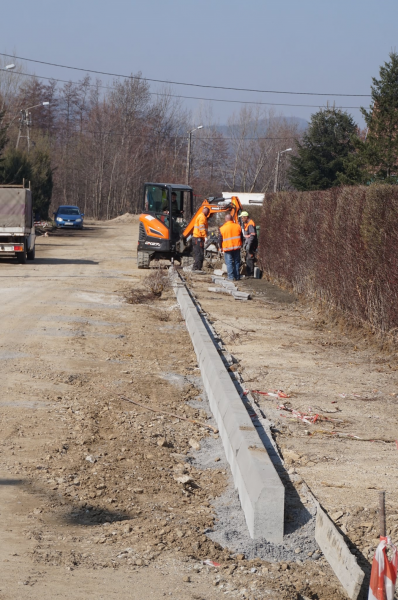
[6,124,301,141]
[0,51,372,98]
[0,68,365,110]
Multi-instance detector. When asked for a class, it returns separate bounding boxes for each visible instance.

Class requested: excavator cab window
[143,185,171,229]
[170,190,192,238]
[143,184,193,233]
[144,186,165,215]
[168,190,184,216]
[179,190,194,222]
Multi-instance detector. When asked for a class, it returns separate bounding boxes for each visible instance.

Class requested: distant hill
[215,116,308,137]
[280,116,308,131]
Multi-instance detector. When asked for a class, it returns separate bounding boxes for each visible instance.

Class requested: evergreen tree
[30,148,53,219]
[358,52,398,182]
[288,108,363,191]
[0,147,32,185]
[0,145,53,218]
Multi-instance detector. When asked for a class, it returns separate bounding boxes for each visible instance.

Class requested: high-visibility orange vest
[243,219,256,239]
[193,213,208,238]
[220,221,242,251]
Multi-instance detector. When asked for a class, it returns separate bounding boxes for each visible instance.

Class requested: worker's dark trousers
[246,252,255,276]
[245,240,258,276]
[192,237,204,270]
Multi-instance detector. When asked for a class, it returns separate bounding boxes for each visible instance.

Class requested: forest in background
[0,56,300,218]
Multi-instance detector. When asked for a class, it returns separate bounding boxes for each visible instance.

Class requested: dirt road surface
[0,221,231,600]
[1,219,385,600]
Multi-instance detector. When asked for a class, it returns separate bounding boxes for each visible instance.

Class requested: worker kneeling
[192,207,209,271]
[219,213,243,281]
[241,211,258,277]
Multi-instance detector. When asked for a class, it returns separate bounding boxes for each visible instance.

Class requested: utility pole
[16,102,50,152]
[186,131,192,186]
[16,109,31,151]
[186,125,203,185]
[273,151,281,193]
[273,147,292,193]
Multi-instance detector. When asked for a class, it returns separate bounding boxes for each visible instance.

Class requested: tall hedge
[259,185,398,335]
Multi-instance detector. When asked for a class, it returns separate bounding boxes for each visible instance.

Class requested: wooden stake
[379,491,386,537]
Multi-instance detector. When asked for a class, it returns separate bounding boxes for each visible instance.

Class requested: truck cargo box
[0,187,33,230]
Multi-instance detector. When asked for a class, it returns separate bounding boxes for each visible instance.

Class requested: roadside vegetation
[288,52,398,190]
[125,268,171,305]
[259,184,398,342]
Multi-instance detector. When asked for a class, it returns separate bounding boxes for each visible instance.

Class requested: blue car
[54,205,84,229]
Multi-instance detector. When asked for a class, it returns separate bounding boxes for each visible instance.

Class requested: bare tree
[0,67,302,219]
[221,106,300,193]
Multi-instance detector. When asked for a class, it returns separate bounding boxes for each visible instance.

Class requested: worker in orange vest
[218,213,243,281]
[240,211,258,277]
[192,207,209,271]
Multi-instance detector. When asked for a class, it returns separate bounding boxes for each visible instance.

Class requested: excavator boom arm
[182,196,242,239]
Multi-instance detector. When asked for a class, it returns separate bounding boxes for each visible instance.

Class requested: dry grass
[125,268,171,305]
[228,331,241,343]
[143,268,171,296]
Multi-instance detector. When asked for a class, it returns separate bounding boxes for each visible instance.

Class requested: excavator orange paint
[137,182,243,269]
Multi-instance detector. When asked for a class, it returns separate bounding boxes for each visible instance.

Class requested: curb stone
[173,273,284,542]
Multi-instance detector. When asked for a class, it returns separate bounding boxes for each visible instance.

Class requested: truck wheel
[27,246,35,260]
[181,255,194,267]
[16,247,27,264]
[137,251,151,269]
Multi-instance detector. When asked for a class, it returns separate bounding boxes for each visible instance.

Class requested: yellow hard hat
[240,211,249,217]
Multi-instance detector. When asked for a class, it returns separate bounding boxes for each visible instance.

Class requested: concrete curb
[210,277,251,301]
[315,503,365,599]
[173,276,284,542]
[299,481,365,599]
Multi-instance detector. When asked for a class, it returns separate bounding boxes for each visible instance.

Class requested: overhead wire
[4,124,300,141]
[0,68,366,110]
[0,51,372,98]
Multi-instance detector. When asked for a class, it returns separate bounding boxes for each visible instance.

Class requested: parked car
[54,206,84,229]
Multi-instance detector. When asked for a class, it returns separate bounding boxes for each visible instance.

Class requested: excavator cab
[137,183,194,268]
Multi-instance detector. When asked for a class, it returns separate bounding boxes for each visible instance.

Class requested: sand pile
[109,213,137,223]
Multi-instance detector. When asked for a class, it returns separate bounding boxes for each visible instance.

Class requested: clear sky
[2,0,397,126]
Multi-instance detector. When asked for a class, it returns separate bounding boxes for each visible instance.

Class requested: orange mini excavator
[137,182,243,268]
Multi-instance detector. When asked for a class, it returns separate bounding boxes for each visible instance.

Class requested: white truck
[0,184,36,263]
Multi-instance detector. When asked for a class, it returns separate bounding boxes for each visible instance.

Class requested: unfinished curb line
[315,503,365,600]
[298,483,365,599]
[173,273,284,542]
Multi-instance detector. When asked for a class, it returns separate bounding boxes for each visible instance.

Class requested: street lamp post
[16,102,50,151]
[274,147,292,193]
[186,125,203,185]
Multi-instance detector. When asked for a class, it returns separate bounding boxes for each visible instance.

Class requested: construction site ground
[0,216,396,600]
[186,264,398,594]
